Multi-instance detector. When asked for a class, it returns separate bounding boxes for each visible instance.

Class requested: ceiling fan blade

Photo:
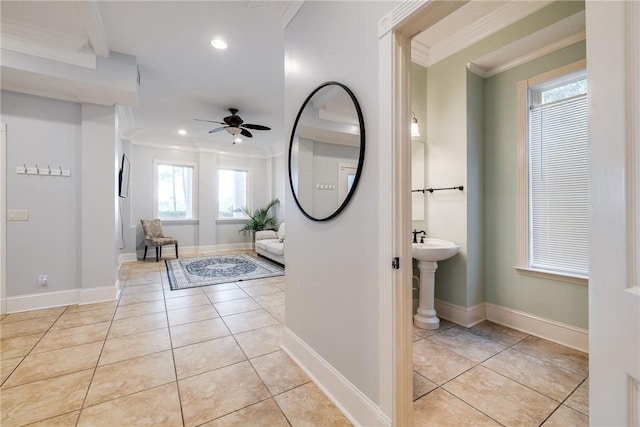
[194,118,225,125]
[208,126,228,134]
[240,128,253,138]
[242,124,271,131]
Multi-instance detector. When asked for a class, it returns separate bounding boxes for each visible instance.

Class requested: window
[517,60,588,283]
[155,162,195,220]
[218,169,249,219]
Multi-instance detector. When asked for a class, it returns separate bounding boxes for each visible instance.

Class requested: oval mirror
[288,82,365,221]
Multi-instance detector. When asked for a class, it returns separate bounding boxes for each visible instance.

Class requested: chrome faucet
[412,229,426,243]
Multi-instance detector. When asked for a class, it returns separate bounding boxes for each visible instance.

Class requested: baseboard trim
[434,299,486,327]
[4,283,118,314]
[485,303,589,353]
[282,327,388,427]
[130,243,254,261]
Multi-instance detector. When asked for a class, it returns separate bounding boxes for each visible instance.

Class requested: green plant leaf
[239,198,280,234]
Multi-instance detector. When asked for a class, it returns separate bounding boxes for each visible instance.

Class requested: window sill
[514,266,588,286]
[159,219,199,225]
[216,218,249,223]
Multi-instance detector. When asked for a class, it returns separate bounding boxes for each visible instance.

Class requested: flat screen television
[118,153,130,198]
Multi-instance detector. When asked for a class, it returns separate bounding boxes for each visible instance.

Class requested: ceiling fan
[195,108,271,140]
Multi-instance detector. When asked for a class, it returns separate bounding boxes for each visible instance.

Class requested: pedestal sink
[413,238,460,329]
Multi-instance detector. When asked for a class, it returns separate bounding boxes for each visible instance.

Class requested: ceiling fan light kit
[194,108,271,143]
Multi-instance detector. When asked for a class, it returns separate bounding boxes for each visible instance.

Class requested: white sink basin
[412,238,460,262]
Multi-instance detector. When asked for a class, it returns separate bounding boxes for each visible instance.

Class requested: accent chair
[140,218,179,262]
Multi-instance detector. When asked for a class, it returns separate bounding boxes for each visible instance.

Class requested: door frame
[1,123,6,314]
[377,2,468,425]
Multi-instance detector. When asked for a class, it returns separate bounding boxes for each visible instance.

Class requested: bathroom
[409,1,589,423]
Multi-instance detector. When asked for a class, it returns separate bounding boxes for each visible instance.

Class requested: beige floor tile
[470,321,529,347]
[64,300,117,314]
[565,378,589,415]
[202,282,240,293]
[107,311,167,338]
[113,299,166,320]
[99,328,171,365]
[28,410,80,426]
[118,290,165,306]
[223,309,279,334]
[242,284,282,297]
[173,335,246,379]
[253,293,285,308]
[164,287,205,299]
[267,304,285,323]
[202,398,289,427]
[1,307,66,324]
[275,381,352,427]
[51,308,115,330]
[179,361,270,427]
[0,333,43,360]
[512,336,589,376]
[165,293,212,311]
[251,350,309,395]
[214,297,262,316]
[85,350,176,407]
[3,341,102,388]
[167,304,219,326]
[234,324,284,359]
[443,366,558,427]
[412,324,440,339]
[124,272,163,286]
[414,388,501,427]
[206,288,249,303]
[121,282,163,295]
[170,318,231,348]
[413,339,475,385]
[542,405,589,427]
[413,371,437,401]
[78,382,183,427]
[482,348,585,402]
[33,322,110,353]
[0,369,93,426]
[0,316,58,339]
[427,327,506,363]
[1,357,22,384]
[236,278,273,288]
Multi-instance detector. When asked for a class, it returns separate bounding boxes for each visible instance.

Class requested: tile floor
[412,320,589,427]
[0,252,350,427]
[0,251,589,426]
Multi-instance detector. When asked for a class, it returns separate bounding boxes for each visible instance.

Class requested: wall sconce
[411,111,420,137]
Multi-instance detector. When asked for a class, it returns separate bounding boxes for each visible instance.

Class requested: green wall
[418,1,588,329]
[484,40,588,329]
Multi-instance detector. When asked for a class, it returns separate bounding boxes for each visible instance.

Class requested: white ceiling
[1,1,583,156]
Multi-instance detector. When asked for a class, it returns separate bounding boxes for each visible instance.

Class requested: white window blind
[528,88,589,276]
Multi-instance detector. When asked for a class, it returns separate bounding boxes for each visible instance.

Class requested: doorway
[379,1,639,425]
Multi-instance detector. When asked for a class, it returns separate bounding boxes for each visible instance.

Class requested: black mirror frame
[288,81,366,222]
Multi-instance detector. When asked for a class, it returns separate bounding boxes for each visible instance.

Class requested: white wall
[284,0,397,405]
[2,90,118,308]
[3,91,81,297]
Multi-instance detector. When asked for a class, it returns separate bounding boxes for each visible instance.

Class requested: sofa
[255,223,285,265]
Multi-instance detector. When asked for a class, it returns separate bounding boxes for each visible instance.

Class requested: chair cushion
[256,238,279,251]
[256,230,277,241]
[148,236,177,246]
[276,223,285,240]
[265,241,284,256]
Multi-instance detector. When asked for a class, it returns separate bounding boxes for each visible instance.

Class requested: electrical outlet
[38,275,48,287]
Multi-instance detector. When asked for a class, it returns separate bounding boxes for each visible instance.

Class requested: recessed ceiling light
[178,129,187,135]
[211,39,227,50]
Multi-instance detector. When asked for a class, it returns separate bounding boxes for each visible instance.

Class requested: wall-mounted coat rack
[412,186,464,194]
[16,165,71,177]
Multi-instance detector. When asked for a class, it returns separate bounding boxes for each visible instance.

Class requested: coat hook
[47,165,51,175]
[35,164,39,174]
[59,166,63,175]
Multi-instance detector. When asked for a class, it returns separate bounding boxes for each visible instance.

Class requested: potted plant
[239,198,280,235]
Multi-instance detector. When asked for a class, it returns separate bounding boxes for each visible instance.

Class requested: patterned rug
[165,253,284,290]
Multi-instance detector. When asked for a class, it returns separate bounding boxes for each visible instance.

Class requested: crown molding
[0,16,96,69]
[428,1,552,67]
[410,39,430,68]
[83,1,109,57]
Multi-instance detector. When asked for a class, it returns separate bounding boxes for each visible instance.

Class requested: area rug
[165,253,284,290]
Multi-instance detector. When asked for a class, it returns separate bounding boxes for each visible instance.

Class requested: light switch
[7,209,28,221]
